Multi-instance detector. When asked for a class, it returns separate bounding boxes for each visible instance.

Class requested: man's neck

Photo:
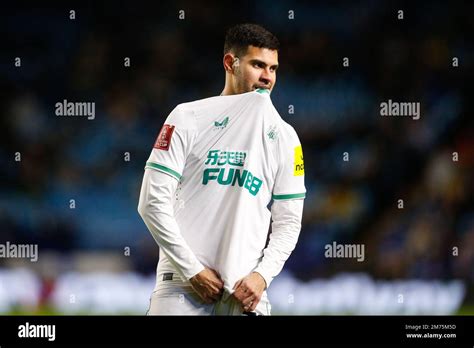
[220,85,235,96]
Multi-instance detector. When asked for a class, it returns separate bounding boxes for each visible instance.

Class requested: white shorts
[146,273,271,316]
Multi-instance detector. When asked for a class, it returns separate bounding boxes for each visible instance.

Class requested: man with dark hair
[138,23,305,315]
[222,23,280,96]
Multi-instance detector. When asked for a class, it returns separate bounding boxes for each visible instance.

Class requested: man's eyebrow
[249,59,279,69]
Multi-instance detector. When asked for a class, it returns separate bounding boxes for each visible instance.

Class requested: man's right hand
[189,268,224,304]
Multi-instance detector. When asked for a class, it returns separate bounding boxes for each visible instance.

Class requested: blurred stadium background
[1,1,473,315]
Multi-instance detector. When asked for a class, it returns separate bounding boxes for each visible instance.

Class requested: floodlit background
[1,1,473,314]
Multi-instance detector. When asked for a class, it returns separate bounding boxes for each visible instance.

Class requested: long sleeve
[137,168,205,281]
[254,198,304,288]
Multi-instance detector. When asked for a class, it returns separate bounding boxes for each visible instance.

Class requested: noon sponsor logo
[294,145,304,176]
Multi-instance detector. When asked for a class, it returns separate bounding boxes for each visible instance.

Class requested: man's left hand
[232,272,267,312]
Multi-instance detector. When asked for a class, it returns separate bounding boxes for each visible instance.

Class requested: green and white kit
[139,89,305,312]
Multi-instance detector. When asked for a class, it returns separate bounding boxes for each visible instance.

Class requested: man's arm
[138,169,224,303]
[137,169,205,280]
[254,198,304,287]
[232,198,304,312]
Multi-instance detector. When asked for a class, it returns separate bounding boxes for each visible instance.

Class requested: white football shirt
[144,89,305,293]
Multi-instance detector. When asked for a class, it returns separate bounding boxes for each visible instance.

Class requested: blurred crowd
[1,1,473,300]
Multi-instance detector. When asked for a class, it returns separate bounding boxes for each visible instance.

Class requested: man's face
[232,45,279,94]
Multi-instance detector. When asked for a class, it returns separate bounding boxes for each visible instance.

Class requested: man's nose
[259,71,272,85]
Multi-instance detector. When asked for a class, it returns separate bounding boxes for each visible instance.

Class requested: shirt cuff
[182,263,206,281]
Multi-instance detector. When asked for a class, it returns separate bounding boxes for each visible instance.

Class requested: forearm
[254,199,304,288]
[138,169,204,280]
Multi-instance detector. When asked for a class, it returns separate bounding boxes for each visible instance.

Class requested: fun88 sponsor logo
[202,149,262,196]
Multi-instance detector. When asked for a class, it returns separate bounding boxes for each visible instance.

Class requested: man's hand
[189,268,224,304]
[232,272,267,312]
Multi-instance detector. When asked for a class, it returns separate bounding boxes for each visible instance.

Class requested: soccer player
[138,23,305,315]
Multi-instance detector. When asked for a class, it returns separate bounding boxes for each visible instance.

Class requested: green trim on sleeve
[272,193,306,200]
[145,162,182,180]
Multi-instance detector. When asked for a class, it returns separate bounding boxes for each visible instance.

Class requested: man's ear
[223,53,236,73]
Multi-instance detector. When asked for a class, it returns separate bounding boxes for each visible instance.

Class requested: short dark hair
[224,23,279,57]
